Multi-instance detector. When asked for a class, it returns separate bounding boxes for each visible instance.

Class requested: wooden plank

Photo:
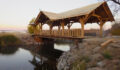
[101,39,114,48]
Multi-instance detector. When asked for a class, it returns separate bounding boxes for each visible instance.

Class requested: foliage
[28,18,36,34]
[28,25,34,34]
[111,23,120,35]
[104,0,120,5]
[111,28,120,35]
[0,34,21,47]
[29,18,36,24]
[71,56,90,70]
[102,50,112,59]
[72,60,86,70]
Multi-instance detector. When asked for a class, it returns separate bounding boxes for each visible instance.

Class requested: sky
[0,0,116,31]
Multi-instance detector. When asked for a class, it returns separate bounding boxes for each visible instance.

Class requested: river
[0,43,70,70]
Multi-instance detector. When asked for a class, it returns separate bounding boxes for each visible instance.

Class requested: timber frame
[31,1,114,38]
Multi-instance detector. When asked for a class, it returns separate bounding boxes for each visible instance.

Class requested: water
[0,43,70,70]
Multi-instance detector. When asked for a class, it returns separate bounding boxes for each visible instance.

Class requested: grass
[72,60,86,70]
[102,50,112,60]
[71,56,90,70]
[0,34,21,47]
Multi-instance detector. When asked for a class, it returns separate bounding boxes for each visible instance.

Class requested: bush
[111,28,120,36]
[72,60,86,70]
[28,25,34,34]
[102,50,112,59]
[0,34,21,47]
[111,23,120,36]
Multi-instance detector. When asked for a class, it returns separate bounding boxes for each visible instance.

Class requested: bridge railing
[35,29,82,38]
[34,29,99,38]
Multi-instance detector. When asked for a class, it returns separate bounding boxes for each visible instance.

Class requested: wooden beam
[39,23,43,35]
[48,23,53,35]
[58,26,61,36]
[101,39,114,48]
[67,25,71,36]
[83,13,92,23]
[82,11,96,23]
[99,20,106,37]
[34,11,42,25]
[79,18,85,38]
[103,3,113,21]
[61,21,65,36]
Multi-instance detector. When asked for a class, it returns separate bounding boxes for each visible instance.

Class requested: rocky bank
[57,37,120,70]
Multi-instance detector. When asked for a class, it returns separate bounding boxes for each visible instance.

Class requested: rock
[112,59,120,65]
[57,37,120,70]
[97,61,106,67]
[87,67,104,70]
[90,53,103,61]
[93,47,101,53]
[111,44,120,48]
[87,60,97,68]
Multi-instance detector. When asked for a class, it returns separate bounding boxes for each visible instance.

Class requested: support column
[79,19,85,38]
[61,21,65,36]
[67,25,71,36]
[49,25,53,35]
[99,21,105,37]
[58,26,61,36]
[39,23,43,35]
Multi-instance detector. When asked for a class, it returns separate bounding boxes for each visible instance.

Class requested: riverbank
[57,37,120,70]
[0,32,37,46]
[1,32,120,70]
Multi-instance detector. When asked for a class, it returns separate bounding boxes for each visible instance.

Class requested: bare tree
[108,0,120,5]
[98,0,120,16]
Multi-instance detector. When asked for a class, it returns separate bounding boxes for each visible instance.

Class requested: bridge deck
[32,34,83,40]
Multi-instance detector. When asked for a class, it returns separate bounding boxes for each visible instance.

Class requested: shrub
[111,23,120,36]
[111,28,120,36]
[72,60,86,70]
[0,34,21,47]
[102,50,112,59]
[28,25,34,34]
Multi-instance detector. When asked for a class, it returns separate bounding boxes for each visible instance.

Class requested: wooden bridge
[31,2,114,41]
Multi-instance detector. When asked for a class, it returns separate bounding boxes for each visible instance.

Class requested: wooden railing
[34,29,99,38]
[34,29,81,38]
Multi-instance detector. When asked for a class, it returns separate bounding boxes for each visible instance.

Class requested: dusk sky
[0,0,115,30]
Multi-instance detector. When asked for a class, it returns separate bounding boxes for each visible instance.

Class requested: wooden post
[79,19,85,38]
[67,25,71,36]
[61,21,65,36]
[39,23,43,35]
[49,25,53,35]
[99,21,105,37]
[58,26,61,36]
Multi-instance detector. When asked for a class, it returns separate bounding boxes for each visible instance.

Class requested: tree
[28,18,36,34]
[106,0,120,5]
[29,18,36,24]
[98,0,120,16]
[110,22,120,35]
[28,25,34,34]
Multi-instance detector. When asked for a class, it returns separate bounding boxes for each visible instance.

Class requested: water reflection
[54,43,70,51]
[29,42,63,70]
[0,46,18,55]
[0,42,70,70]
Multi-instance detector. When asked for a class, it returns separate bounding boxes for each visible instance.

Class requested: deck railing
[34,29,81,38]
[34,29,99,38]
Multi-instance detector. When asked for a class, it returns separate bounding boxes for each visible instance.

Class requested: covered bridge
[31,1,114,39]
